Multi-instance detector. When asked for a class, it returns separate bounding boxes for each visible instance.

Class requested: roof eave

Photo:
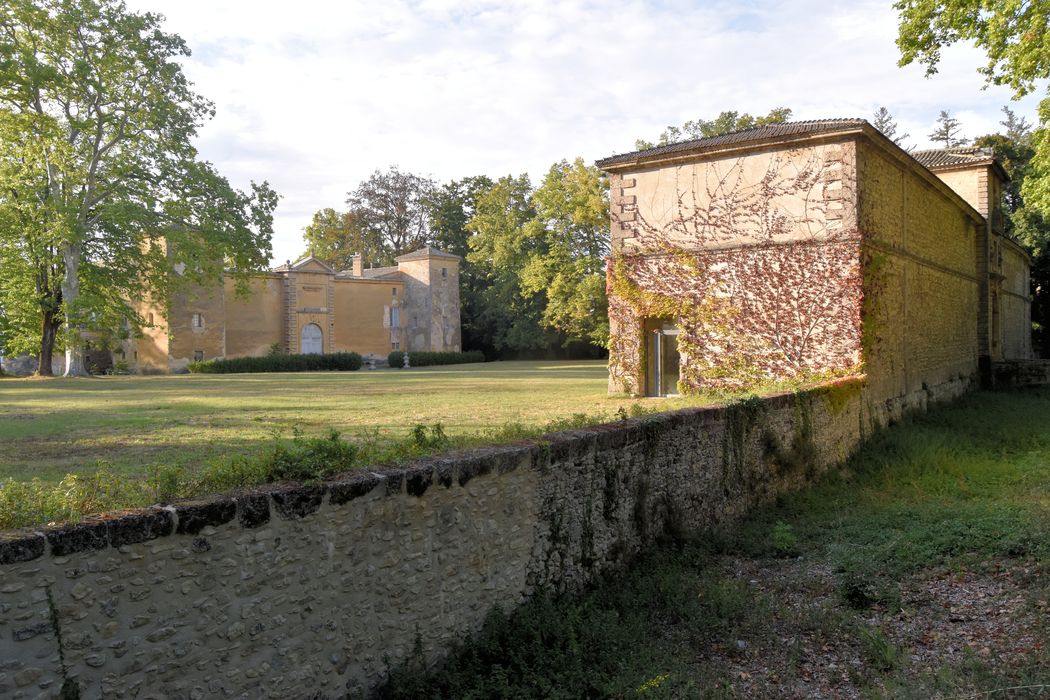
[596,126,868,172]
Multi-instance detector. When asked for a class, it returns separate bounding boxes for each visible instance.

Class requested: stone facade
[598,120,1033,396]
[0,371,970,698]
[120,247,462,373]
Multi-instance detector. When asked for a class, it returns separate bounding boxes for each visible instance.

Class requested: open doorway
[644,318,681,397]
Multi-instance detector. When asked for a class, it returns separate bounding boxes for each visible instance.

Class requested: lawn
[0,360,697,483]
[379,387,1050,699]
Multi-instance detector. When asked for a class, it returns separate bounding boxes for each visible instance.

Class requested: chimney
[352,253,363,277]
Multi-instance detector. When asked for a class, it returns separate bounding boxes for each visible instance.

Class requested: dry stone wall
[0,374,972,698]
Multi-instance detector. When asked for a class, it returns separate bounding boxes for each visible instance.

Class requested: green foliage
[895,0,1050,215]
[927,109,968,147]
[188,351,363,374]
[857,626,903,672]
[635,107,793,150]
[0,0,277,375]
[386,350,485,367]
[520,158,610,347]
[347,167,435,264]
[379,544,759,699]
[872,106,911,146]
[770,520,800,557]
[267,428,358,482]
[302,208,381,271]
[410,423,449,450]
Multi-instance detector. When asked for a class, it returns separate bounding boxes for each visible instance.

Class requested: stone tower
[394,246,462,352]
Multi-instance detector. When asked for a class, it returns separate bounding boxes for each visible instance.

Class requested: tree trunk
[61,241,89,377]
[37,308,60,376]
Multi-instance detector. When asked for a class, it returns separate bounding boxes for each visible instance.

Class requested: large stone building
[597,119,1032,397]
[121,246,462,373]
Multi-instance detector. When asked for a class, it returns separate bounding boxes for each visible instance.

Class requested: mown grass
[378,387,1050,698]
[0,361,692,484]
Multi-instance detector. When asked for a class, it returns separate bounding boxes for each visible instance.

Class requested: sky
[125,0,1046,265]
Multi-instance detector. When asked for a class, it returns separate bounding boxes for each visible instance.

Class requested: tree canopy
[0,0,277,375]
[345,167,435,265]
[635,108,793,150]
[895,0,1050,213]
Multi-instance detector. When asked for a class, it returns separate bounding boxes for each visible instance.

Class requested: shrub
[386,350,485,367]
[188,351,362,374]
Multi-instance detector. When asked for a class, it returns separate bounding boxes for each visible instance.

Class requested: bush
[386,350,485,368]
[188,351,362,374]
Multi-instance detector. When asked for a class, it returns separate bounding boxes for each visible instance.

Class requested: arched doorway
[301,323,323,355]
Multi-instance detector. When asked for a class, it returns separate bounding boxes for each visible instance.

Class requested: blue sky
[125,0,1046,264]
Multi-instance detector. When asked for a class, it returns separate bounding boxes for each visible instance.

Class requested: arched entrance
[301,323,323,355]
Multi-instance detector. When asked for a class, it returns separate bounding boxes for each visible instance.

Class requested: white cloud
[125,0,1045,263]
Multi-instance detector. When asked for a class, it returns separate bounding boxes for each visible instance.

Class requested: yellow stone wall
[1001,240,1033,359]
[857,140,980,403]
[333,279,404,357]
[224,276,284,358]
[168,284,227,372]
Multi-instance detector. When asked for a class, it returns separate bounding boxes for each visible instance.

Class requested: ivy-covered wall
[607,141,864,394]
[605,133,985,398]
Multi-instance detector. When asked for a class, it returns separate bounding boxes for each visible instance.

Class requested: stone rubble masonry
[0,372,973,698]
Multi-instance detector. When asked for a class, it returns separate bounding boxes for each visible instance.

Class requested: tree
[424,175,493,352]
[895,0,1050,212]
[520,159,610,346]
[0,0,277,376]
[466,175,554,353]
[636,108,793,150]
[928,110,968,148]
[302,208,381,271]
[346,167,435,264]
[974,109,1050,351]
[872,106,912,146]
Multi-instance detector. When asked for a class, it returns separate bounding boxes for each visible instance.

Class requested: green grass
[0,361,696,484]
[379,387,1050,698]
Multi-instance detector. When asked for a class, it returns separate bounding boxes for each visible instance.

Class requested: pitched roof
[272,255,336,274]
[360,266,400,279]
[910,146,996,170]
[596,119,869,169]
[394,245,460,262]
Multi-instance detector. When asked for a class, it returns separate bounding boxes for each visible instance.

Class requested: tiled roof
[394,245,460,262]
[596,119,869,168]
[910,147,996,170]
[360,266,399,279]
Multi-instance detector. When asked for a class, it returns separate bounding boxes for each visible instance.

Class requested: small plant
[770,520,800,557]
[857,625,902,671]
[410,423,450,450]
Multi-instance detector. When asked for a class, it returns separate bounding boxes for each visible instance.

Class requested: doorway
[301,323,323,355]
[644,318,681,397]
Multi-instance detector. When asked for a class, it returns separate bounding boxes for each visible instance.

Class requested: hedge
[188,351,363,374]
[386,350,486,367]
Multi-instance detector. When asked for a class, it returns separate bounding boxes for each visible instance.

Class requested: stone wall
[0,373,972,698]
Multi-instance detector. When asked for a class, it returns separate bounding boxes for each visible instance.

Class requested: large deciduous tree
[466,174,554,353]
[424,175,493,353]
[521,159,610,346]
[346,167,435,264]
[302,208,382,271]
[0,0,277,376]
[895,0,1050,213]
